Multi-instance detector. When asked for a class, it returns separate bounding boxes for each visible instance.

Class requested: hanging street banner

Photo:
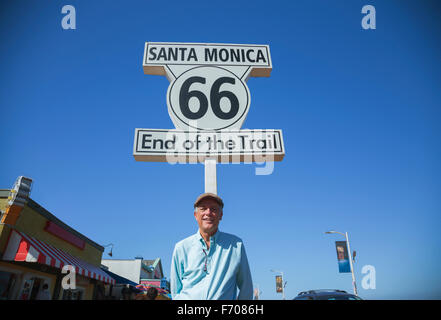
[275,275,283,293]
[335,241,351,273]
[135,41,285,164]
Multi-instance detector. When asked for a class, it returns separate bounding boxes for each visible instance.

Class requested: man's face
[194,198,223,235]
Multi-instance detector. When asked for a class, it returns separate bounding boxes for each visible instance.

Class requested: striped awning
[2,229,115,285]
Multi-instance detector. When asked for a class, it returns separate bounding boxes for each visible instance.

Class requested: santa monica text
[145,43,270,67]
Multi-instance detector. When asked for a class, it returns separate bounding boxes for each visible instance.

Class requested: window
[0,271,17,300]
[318,295,361,300]
[29,277,45,300]
[62,288,84,300]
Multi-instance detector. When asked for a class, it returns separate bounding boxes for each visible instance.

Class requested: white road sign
[143,42,272,77]
[143,42,273,131]
[133,129,285,163]
[136,41,285,166]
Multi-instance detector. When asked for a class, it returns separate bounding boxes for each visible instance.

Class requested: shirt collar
[196,229,221,246]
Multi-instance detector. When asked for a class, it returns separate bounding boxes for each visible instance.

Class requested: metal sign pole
[204,158,217,194]
[281,271,286,300]
[346,232,358,296]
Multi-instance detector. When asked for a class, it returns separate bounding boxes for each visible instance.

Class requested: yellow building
[0,177,114,300]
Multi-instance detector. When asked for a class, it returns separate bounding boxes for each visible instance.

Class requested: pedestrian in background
[121,284,131,300]
[146,287,158,300]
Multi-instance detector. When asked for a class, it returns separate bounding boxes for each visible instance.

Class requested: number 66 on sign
[143,42,273,131]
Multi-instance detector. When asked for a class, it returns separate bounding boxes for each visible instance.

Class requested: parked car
[293,289,362,300]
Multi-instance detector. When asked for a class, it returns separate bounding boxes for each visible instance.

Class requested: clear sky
[1,0,440,300]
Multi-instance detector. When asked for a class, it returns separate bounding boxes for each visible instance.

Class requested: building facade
[102,257,170,292]
[0,177,114,300]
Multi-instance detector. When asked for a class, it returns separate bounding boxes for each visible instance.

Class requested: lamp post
[324,231,358,296]
[270,269,286,300]
[103,244,114,257]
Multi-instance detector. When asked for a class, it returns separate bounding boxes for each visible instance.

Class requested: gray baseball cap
[194,193,224,208]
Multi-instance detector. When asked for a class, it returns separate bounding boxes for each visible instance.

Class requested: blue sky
[1,0,440,299]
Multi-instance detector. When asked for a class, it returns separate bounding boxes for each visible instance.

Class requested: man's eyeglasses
[197,206,220,214]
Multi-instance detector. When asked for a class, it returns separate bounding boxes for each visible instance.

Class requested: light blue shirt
[170,230,253,300]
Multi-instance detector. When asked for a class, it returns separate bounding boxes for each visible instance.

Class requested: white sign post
[135,42,284,195]
[204,158,217,194]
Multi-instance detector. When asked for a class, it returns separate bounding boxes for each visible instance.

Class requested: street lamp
[103,244,114,257]
[270,269,287,300]
[324,231,358,295]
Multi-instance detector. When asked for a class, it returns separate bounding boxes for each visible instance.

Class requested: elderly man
[170,193,253,300]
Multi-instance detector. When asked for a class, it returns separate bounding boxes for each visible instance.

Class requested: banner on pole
[335,241,351,273]
[275,275,283,293]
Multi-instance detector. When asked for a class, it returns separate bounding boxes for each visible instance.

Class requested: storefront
[102,257,170,296]
[101,266,141,300]
[0,177,115,300]
[102,257,168,287]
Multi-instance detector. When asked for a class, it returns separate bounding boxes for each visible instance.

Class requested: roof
[102,258,164,279]
[141,258,163,277]
[101,269,139,286]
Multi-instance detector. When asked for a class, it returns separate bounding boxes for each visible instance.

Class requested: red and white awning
[2,229,115,285]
